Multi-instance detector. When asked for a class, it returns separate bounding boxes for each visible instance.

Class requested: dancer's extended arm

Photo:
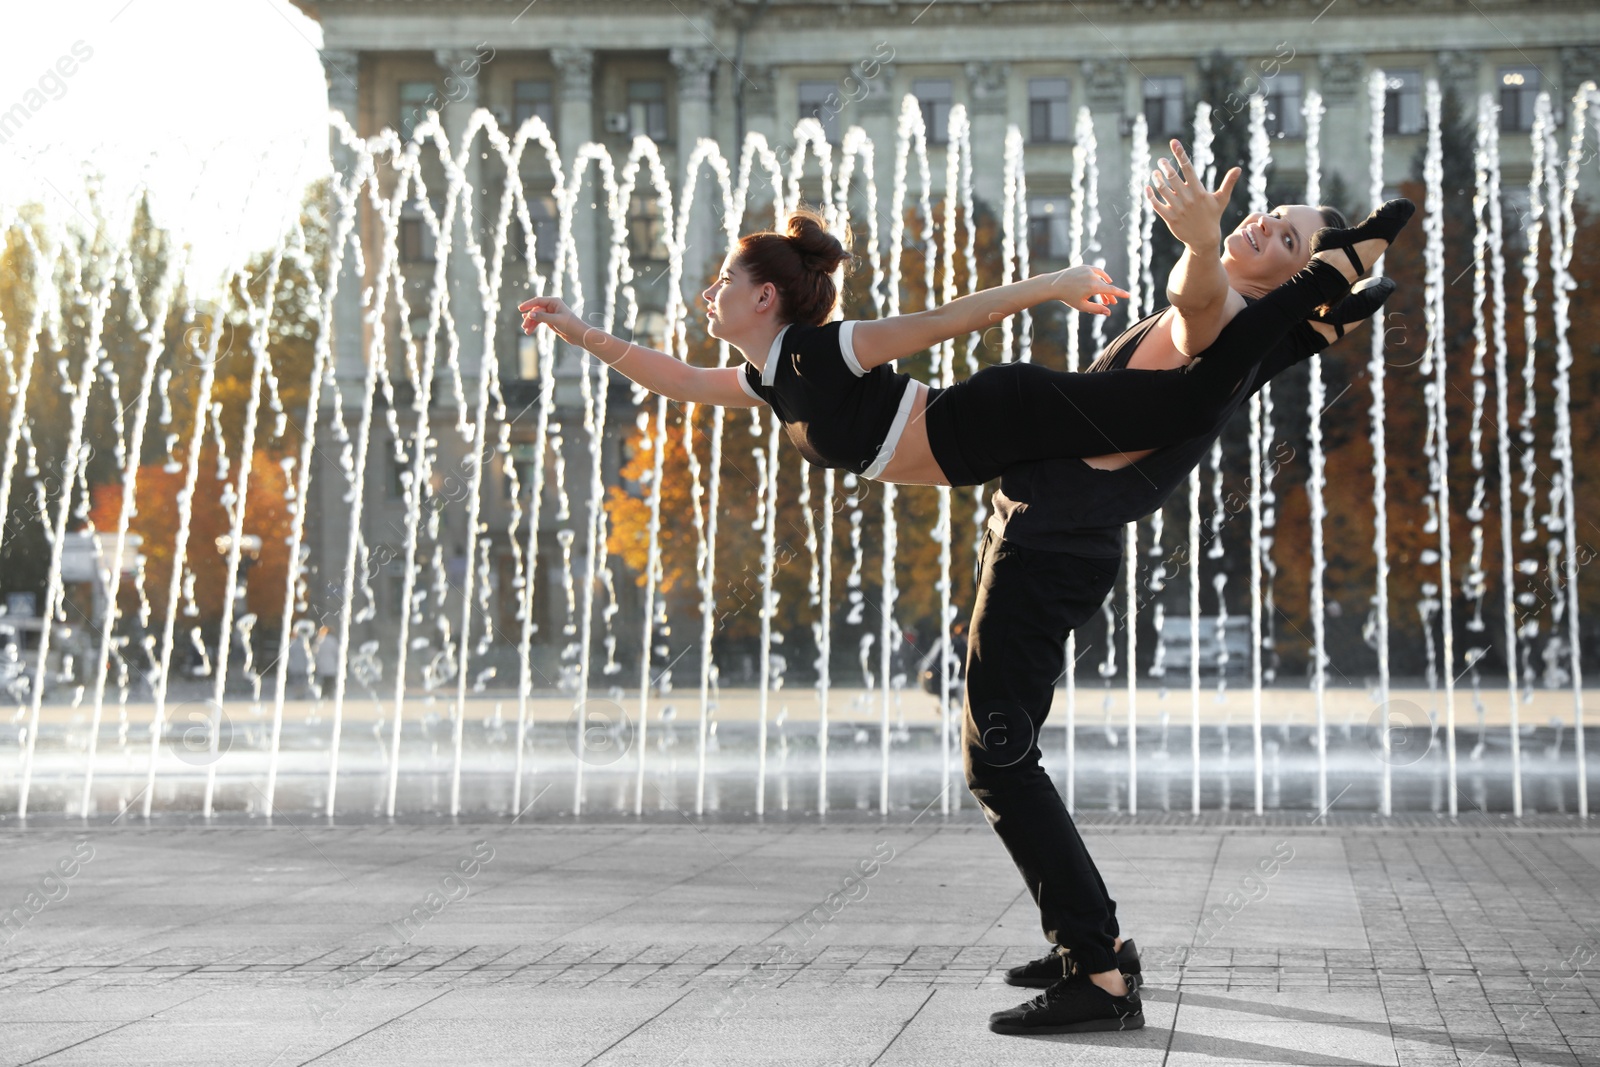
[848,265,1130,370]
[516,296,759,408]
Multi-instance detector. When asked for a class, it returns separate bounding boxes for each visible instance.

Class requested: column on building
[322,49,366,389]
[551,46,597,388]
[964,61,1010,221]
[1080,59,1129,289]
[1314,53,1367,212]
[740,62,784,227]
[428,49,490,597]
[1436,50,1481,116]
[671,47,721,292]
[741,64,779,150]
[853,61,897,273]
[316,48,365,612]
[433,48,488,398]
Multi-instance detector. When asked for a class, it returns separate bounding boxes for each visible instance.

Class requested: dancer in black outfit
[975,145,1412,1036]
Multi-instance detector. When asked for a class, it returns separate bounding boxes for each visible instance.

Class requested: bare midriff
[877,381,950,486]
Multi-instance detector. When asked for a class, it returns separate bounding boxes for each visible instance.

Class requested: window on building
[1499,66,1540,132]
[513,79,554,132]
[518,334,539,381]
[1501,187,1533,254]
[505,454,539,500]
[913,79,952,145]
[630,309,668,353]
[628,79,669,142]
[389,450,409,499]
[1027,196,1071,261]
[1143,76,1186,140]
[399,214,434,264]
[1383,71,1424,136]
[797,80,841,142]
[399,81,437,142]
[510,195,559,265]
[628,196,669,261]
[1029,78,1072,143]
[1264,72,1304,139]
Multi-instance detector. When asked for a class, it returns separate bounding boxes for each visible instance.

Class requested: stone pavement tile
[1393,1049,1492,1067]
[543,962,621,986]
[317,987,912,1066]
[0,1021,119,1062]
[590,963,660,985]
[626,965,702,990]
[654,944,737,967]
[624,943,689,966]
[10,988,453,1067]
[1551,1009,1600,1038]
[574,920,805,943]
[1168,988,1397,1067]
[1508,1038,1584,1066]
[1436,1009,1506,1036]
[524,941,604,966]
[1387,1021,1468,1054]
[950,945,1006,970]
[1568,1037,1600,1063]
[901,945,963,970]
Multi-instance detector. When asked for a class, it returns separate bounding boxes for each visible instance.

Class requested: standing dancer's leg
[962,530,1142,1033]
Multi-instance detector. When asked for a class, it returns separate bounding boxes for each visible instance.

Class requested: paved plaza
[1,812,1597,1066]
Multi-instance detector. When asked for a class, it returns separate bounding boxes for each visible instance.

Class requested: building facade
[286,0,1600,686]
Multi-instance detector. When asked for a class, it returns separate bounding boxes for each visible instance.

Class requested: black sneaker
[989,975,1144,1035]
[1003,938,1142,989]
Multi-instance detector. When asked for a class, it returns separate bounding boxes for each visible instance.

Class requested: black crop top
[738,320,920,478]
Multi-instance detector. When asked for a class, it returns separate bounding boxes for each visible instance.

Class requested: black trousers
[963,527,1123,975]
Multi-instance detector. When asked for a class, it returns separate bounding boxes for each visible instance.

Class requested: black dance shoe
[1309,276,1398,340]
[988,974,1145,1035]
[1309,198,1416,276]
[1003,938,1143,989]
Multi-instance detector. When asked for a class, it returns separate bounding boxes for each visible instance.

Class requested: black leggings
[924,257,1349,486]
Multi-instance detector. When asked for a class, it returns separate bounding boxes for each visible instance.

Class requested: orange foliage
[88,446,296,636]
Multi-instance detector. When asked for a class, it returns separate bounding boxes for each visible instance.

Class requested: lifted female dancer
[517,149,1407,488]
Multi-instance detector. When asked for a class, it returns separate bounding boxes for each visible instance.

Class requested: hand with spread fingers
[1144,138,1241,253]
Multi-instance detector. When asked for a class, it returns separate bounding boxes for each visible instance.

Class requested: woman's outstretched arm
[517,296,759,408]
[848,265,1129,371]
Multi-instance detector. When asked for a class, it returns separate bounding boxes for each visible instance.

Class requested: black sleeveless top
[989,306,1327,556]
[738,320,919,478]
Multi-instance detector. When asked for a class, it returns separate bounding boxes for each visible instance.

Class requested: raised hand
[517,295,585,346]
[1145,139,1240,253]
[1047,264,1131,317]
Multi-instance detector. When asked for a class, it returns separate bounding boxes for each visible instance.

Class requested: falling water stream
[1,85,1595,821]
